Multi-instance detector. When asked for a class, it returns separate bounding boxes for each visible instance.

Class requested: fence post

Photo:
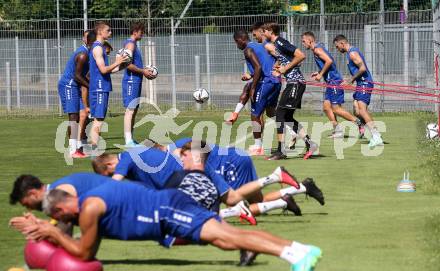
[147,40,153,103]
[44,39,49,110]
[6,62,11,112]
[205,34,212,106]
[150,41,157,104]
[170,17,177,112]
[144,43,149,101]
[83,0,88,31]
[319,0,325,43]
[195,55,201,111]
[319,0,325,115]
[403,0,409,89]
[414,30,420,110]
[15,36,20,109]
[379,0,385,112]
[414,30,419,84]
[57,0,62,116]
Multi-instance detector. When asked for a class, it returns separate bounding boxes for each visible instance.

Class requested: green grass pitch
[0,113,438,271]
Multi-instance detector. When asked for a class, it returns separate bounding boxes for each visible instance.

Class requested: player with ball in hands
[121,22,158,147]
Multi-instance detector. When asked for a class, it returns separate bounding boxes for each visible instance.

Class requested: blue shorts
[90,91,110,119]
[223,158,258,190]
[122,80,142,109]
[58,82,84,113]
[324,86,344,105]
[353,83,373,105]
[161,190,220,244]
[251,81,281,117]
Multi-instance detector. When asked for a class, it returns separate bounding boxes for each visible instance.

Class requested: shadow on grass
[266,151,329,160]
[226,212,329,225]
[359,140,390,145]
[104,136,124,140]
[228,218,311,225]
[101,258,268,266]
[104,146,124,151]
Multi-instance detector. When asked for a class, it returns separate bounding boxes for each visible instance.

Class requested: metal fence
[434,0,440,122]
[0,10,437,116]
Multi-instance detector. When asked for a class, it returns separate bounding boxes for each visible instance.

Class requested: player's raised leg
[233,29,281,156]
[200,219,322,271]
[227,81,251,125]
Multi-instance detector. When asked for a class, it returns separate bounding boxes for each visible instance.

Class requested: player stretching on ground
[233,29,282,156]
[301,32,364,138]
[91,145,303,219]
[9,172,111,235]
[14,177,322,271]
[121,22,156,147]
[89,21,127,150]
[167,138,324,223]
[333,35,383,147]
[261,22,318,160]
[58,30,95,158]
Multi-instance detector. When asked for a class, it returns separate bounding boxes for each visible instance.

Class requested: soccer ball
[116,48,133,63]
[426,123,439,139]
[145,64,158,78]
[193,88,209,104]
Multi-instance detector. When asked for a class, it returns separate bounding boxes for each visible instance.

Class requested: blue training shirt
[346,47,373,85]
[122,38,143,83]
[207,145,257,186]
[79,181,166,241]
[114,147,183,189]
[245,42,279,83]
[171,138,257,188]
[89,41,112,92]
[59,45,89,87]
[48,172,111,196]
[314,43,342,83]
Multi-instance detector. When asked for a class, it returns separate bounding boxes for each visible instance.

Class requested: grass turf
[0,113,439,271]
